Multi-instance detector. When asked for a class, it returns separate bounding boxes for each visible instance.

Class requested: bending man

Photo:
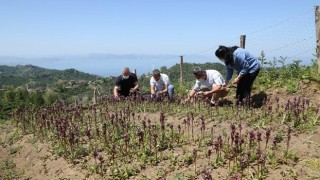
[187,67,228,105]
[150,69,174,101]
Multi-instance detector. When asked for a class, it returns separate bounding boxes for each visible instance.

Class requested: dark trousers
[236,70,259,102]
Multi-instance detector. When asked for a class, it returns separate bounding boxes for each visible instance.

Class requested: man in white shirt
[150,69,174,101]
[186,67,228,105]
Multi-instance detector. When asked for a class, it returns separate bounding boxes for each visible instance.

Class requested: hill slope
[0,65,102,88]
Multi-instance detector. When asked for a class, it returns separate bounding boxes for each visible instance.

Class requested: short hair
[192,67,205,75]
[123,67,130,72]
[152,69,161,76]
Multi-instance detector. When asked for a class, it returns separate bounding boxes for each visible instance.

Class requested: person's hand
[203,91,210,96]
[196,91,204,97]
[232,77,240,84]
[114,96,120,101]
[196,91,203,95]
[184,97,191,104]
[161,91,167,95]
[130,88,136,93]
[221,84,229,90]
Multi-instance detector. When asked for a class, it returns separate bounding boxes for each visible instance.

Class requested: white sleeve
[162,74,170,85]
[193,81,201,90]
[213,73,224,85]
[150,77,155,86]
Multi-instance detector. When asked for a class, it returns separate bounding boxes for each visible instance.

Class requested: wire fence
[133,7,317,75]
[246,8,315,65]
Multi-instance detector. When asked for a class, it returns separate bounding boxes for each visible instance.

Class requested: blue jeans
[167,84,174,101]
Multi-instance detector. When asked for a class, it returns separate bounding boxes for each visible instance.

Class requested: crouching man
[186,67,228,105]
[114,67,139,99]
[150,69,174,102]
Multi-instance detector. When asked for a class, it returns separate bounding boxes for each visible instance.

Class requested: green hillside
[1,59,319,121]
[0,65,102,88]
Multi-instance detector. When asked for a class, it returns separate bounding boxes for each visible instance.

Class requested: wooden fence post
[240,35,246,49]
[180,56,184,86]
[315,5,320,73]
[134,69,137,76]
[93,88,97,104]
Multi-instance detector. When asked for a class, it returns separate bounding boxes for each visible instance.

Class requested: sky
[0,0,318,76]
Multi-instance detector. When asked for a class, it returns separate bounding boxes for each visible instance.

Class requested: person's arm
[150,85,156,95]
[238,56,250,76]
[114,77,121,98]
[225,67,233,86]
[187,89,197,101]
[114,86,119,98]
[187,81,200,101]
[133,82,139,90]
[205,73,224,95]
[233,74,245,84]
[161,75,170,93]
[162,84,168,93]
[132,74,139,91]
[150,77,156,95]
[203,84,222,96]
[233,50,249,84]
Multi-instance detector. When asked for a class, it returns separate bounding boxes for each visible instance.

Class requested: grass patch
[26,135,38,144]
[8,146,21,154]
[303,158,320,170]
[6,128,22,145]
[0,159,24,179]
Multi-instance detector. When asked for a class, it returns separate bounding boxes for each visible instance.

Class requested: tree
[14,86,28,107]
[43,90,59,105]
[27,92,45,107]
[3,87,15,105]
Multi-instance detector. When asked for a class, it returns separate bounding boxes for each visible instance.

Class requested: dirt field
[1,84,320,180]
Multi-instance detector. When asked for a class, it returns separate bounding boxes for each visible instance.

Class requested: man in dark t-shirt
[114,67,139,98]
